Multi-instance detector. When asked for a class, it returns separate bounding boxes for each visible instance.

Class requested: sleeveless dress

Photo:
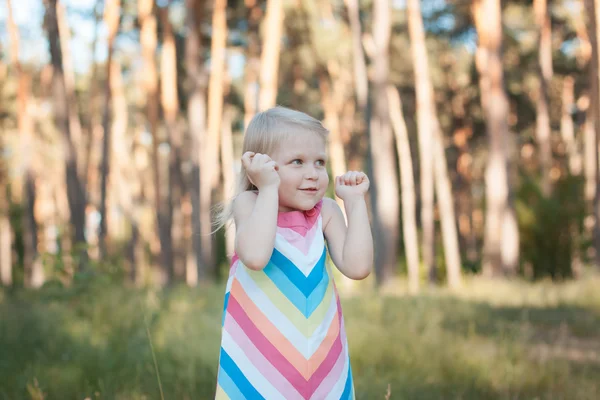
[215,200,355,400]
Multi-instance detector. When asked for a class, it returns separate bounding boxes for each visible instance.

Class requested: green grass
[1,274,599,400]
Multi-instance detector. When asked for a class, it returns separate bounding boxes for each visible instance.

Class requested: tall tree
[207,0,227,188]
[98,0,121,258]
[185,0,209,285]
[160,5,186,281]
[407,0,462,288]
[561,76,581,175]
[43,0,88,271]
[593,0,600,269]
[369,0,400,285]
[139,0,173,282]
[534,0,554,195]
[7,0,43,287]
[259,0,284,110]
[387,86,420,293]
[344,0,368,111]
[473,0,520,276]
[407,0,436,282]
[243,0,262,128]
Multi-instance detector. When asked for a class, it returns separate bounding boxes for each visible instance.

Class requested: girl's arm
[323,173,373,280]
[233,152,281,270]
[233,187,279,270]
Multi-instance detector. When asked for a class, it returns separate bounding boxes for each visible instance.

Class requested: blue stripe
[270,247,327,296]
[219,348,264,400]
[306,268,331,316]
[263,261,307,314]
[341,363,354,400]
[221,292,230,326]
[217,366,245,400]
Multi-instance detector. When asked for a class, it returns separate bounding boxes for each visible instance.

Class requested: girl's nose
[304,166,318,180]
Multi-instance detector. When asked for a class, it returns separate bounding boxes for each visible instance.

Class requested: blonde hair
[213,106,329,232]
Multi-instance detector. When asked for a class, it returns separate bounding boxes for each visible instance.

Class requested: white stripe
[221,329,285,400]
[235,266,311,358]
[275,219,325,276]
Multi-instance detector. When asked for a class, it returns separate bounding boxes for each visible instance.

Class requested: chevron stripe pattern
[215,201,355,399]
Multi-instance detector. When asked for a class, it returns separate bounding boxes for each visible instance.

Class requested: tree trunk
[43,0,88,270]
[561,76,582,175]
[244,2,262,128]
[259,0,284,110]
[407,0,436,283]
[0,185,12,286]
[221,106,236,258]
[56,1,86,184]
[98,0,120,259]
[139,0,173,284]
[407,0,462,288]
[534,0,553,196]
[8,0,44,287]
[387,85,420,293]
[185,0,209,285]
[160,6,187,281]
[369,0,400,286]
[344,0,368,111]
[593,0,600,269]
[207,0,227,187]
[319,70,347,212]
[474,0,520,276]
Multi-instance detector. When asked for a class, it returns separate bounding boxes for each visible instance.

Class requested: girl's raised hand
[335,171,370,200]
[242,151,280,189]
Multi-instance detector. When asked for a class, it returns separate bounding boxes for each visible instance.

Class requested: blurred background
[1,0,600,398]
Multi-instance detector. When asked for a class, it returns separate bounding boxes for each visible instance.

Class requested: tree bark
[259,0,284,110]
[407,0,462,288]
[407,0,436,283]
[344,0,368,111]
[534,0,553,196]
[319,70,348,212]
[98,0,120,259]
[185,0,209,285]
[561,76,582,175]
[593,0,600,270]
[139,0,173,284]
[474,0,520,276]
[221,106,236,258]
[0,185,12,286]
[244,2,262,128]
[43,0,88,271]
[369,0,400,285]
[387,85,420,293]
[8,0,43,287]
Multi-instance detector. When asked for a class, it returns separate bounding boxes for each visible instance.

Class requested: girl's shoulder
[319,197,340,229]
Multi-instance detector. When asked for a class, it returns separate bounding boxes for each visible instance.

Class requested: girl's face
[270,132,329,212]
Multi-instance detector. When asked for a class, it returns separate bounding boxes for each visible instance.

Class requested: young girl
[214,106,373,399]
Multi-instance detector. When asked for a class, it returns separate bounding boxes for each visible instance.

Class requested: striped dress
[215,200,355,399]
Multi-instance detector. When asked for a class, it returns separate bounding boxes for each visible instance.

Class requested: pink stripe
[309,342,348,400]
[307,330,342,393]
[228,294,310,398]
[278,220,320,254]
[224,314,304,400]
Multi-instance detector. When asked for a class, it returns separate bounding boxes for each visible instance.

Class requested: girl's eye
[292,159,302,165]
[316,160,325,167]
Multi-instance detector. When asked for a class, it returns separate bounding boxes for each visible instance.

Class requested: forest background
[1,0,600,398]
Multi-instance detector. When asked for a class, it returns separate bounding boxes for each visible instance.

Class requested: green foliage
[516,173,587,281]
[1,277,599,399]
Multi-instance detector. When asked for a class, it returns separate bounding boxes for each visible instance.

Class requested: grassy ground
[1,273,599,400]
